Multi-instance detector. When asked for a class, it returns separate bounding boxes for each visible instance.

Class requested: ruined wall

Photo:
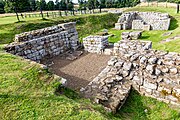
[115,12,171,30]
[83,35,108,54]
[4,22,79,62]
[82,40,180,113]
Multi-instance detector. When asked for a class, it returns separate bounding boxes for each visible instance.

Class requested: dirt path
[48,53,110,91]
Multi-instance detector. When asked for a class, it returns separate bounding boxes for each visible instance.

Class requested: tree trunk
[40,7,43,19]
[177,4,179,13]
[14,6,20,22]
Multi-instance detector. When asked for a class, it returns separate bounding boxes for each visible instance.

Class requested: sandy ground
[46,53,110,91]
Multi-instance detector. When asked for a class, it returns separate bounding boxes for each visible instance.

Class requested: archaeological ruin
[4,22,80,62]
[115,11,171,30]
[4,20,180,114]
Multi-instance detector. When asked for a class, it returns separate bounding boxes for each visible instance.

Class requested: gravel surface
[48,53,110,91]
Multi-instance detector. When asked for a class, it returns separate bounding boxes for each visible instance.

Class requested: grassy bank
[0,13,118,44]
[0,8,180,120]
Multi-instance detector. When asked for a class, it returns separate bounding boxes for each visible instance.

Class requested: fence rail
[1,9,108,19]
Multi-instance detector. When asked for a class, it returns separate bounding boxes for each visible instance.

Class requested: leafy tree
[0,0,5,13]
[29,0,36,11]
[47,1,55,10]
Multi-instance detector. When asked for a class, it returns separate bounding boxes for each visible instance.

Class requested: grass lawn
[0,7,180,120]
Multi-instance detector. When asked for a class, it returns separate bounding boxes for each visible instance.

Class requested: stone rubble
[161,35,180,43]
[121,31,142,40]
[115,11,171,30]
[82,39,180,113]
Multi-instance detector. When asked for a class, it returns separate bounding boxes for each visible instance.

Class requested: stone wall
[4,22,79,62]
[82,40,180,113]
[115,11,171,30]
[83,35,108,54]
[121,31,142,40]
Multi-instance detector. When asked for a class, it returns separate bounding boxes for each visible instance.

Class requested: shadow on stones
[113,89,149,119]
[169,16,179,30]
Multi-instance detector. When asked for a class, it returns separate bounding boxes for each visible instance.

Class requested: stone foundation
[115,11,171,30]
[82,40,180,113]
[4,22,80,62]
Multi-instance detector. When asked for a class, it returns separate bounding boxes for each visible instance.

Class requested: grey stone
[148,57,158,64]
[146,65,155,74]
[169,67,178,74]
[123,62,132,71]
[144,80,157,90]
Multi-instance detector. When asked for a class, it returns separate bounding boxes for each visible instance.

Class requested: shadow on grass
[140,35,150,39]
[55,85,80,99]
[111,89,149,120]
[15,21,26,24]
[169,16,179,30]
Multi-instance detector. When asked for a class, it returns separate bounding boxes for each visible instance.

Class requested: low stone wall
[121,31,142,40]
[83,35,108,54]
[82,40,180,113]
[4,22,79,62]
[115,11,171,30]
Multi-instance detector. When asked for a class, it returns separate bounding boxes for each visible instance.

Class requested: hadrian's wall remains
[82,40,180,113]
[115,11,171,30]
[4,22,79,62]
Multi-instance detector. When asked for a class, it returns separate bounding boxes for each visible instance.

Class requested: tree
[29,0,36,11]
[4,0,23,21]
[0,0,5,14]
[47,1,55,10]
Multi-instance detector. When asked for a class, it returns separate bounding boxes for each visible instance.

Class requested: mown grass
[0,7,180,120]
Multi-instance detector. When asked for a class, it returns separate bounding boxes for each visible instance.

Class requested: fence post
[59,11,62,16]
[65,10,67,16]
[47,12,49,17]
[73,9,75,15]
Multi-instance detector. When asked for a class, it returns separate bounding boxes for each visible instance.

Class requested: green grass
[0,7,180,120]
[0,13,118,44]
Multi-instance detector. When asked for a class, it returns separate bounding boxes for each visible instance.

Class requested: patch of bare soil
[43,52,110,91]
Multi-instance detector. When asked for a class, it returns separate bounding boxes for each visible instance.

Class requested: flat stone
[146,65,155,74]
[148,57,158,64]
[144,80,157,90]
[169,67,178,74]
[123,62,132,71]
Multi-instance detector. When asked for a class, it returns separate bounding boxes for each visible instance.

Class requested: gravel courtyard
[46,53,110,91]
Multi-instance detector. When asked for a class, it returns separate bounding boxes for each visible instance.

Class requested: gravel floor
[48,53,110,91]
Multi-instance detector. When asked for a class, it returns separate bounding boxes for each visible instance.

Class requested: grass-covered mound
[0,8,180,119]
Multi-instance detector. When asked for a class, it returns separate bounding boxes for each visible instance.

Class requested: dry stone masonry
[82,40,180,113]
[4,22,80,62]
[121,31,142,40]
[83,35,109,54]
[4,20,179,114]
[115,11,171,30]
